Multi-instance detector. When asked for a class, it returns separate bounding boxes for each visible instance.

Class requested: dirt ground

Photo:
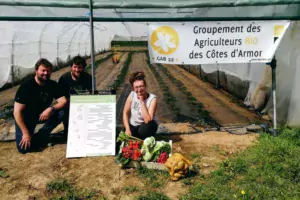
[110,46,148,52]
[96,53,128,90]
[163,64,265,127]
[0,131,258,200]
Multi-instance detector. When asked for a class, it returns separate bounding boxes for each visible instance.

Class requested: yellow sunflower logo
[274,25,284,37]
[150,26,179,55]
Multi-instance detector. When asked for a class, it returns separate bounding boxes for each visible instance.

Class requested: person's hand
[19,133,31,150]
[125,129,132,136]
[39,107,52,121]
[138,95,144,102]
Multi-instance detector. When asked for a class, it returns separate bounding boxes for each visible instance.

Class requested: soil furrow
[95,53,125,90]
[163,64,262,126]
[153,64,199,122]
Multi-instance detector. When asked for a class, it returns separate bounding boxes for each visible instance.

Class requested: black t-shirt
[14,78,64,116]
[58,72,92,98]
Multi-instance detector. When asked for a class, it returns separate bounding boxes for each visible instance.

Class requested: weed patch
[180,127,300,199]
[46,178,104,200]
[136,191,170,200]
[124,186,139,193]
[136,167,169,189]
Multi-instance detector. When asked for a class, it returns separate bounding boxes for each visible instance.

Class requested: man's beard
[71,71,81,79]
[37,74,50,83]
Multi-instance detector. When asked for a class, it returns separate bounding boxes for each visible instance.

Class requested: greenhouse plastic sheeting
[0,21,147,87]
[0,6,299,19]
[0,1,299,19]
[0,0,299,8]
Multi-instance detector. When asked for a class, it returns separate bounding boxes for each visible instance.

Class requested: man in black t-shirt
[14,58,67,154]
[58,56,92,139]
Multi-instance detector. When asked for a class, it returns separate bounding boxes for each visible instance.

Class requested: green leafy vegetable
[117,131,143,142]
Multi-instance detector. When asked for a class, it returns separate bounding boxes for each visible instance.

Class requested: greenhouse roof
[1,0,300,8]
[0,0,300,21]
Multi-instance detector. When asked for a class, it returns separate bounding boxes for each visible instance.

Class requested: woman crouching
[123,71,158,139]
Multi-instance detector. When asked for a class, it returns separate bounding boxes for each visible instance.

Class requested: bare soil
[96,53,128,90]
[110,46,148,52]
[153,64,199,122]
[0,132,258,200]
[163,64,265,127]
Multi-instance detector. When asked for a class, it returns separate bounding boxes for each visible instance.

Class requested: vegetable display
[116,131,171,165]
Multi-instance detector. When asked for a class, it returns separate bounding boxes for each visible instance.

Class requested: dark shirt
[58,72,92,98]
[14,78,64,117]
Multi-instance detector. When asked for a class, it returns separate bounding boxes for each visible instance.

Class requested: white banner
[148,21,290,64]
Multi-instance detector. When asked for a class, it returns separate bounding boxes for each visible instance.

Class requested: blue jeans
[15,110,64,154]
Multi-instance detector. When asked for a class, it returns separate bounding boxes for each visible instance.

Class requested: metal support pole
[39,39,42,58]
[199,65,202,79]
[11,35,15,86]
[85,41,87,57]
[89,0,96,94]
[214,63,220,89]
[78,31,84,56]
[270,57,277,136]
[56,37,59,68]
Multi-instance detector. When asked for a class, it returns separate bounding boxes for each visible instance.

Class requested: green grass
[180,127,300,199]
[191,153,201,159]
[0,168,9,178]
[212,145,228,156]
[46,179,72,192]
[182,178,193,186]
[46,178,104,200]
[134,167,170,199]
[136,191,171,200]
[136,167,169,189]
[124,186,139,193]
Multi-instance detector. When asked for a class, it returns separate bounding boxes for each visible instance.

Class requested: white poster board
[66,95,116,158]
[148,21,290,65]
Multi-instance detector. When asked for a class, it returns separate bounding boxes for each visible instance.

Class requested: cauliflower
[141,137,156,161]
[141,137,171,162]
